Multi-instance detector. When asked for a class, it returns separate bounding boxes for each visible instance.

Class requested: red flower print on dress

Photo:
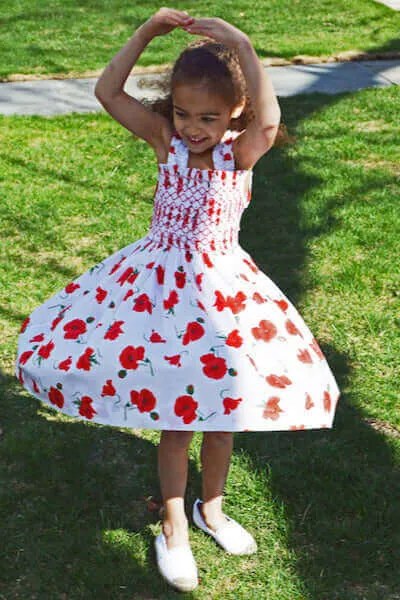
[149,330,166,343]
[65,282,80,294]
[213,290,246,314]
[223,396,242,414]
[200,353,228,380]
[63,318,87,340]
[164,290,179,312]
[18,367,24,385]
[305,393,314,410]
[20,316,30,334]
[310,337,325,360]
[274,298,289,313]
[175,267,187,289]
[48,386,64,408]
[323,390,332,412]
[297,349,313,364]
[109,255,126,275]
[164,354,183,367]
[123,289,134,302]
[252,292,266,304]
[58,356,72,371]
[285,319,304,338]
[265,374,293,388]
[104,320,124,341]
[29,333,44,344]
[19,350,34,365]
[101,379,116,397]
[130,388,157,413]
[290,425,305,430]
[51,315,63,331]
[32,380,40,394]
[242,258,258,274]
[225,329,243,348]
[133,293,153,314]
[156,264,165,284]
[195,272,203,291]
[116,266,140,286]
[263,396,283,420]
[182,321,205,346]
[251,320,278,342]
[79,396,97,419]
[38,340,55,360]
[119,345,145,370]
[96,287,108,303]
[174,395,198,424]
[202,252,213,268]
[76,347,98,371]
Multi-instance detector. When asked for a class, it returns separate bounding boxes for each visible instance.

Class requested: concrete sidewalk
[0,59,399,116]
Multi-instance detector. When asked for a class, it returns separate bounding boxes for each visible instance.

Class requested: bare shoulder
[232,120,280,171]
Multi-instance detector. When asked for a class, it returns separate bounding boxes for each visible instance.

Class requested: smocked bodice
[148,129,253,253]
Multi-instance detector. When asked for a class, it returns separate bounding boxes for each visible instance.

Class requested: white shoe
[193,499,257,555]
[154,532,199,592]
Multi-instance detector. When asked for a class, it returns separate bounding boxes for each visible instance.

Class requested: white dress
[15,128,341,431]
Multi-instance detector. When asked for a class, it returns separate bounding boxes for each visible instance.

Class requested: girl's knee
[161,430,194,451]
[203,431,233,446]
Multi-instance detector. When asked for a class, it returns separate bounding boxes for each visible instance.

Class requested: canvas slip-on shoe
[154,532,198,592]
[193,498,257,555]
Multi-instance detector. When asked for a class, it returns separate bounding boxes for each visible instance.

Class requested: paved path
[1,59,399,116]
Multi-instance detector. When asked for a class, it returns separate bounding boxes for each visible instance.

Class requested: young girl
[15,8,341,593]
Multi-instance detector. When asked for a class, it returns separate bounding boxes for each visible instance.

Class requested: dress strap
[166,129,243,171]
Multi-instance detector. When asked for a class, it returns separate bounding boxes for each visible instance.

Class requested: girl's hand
[145,7,195,37]
[181,17,249,49]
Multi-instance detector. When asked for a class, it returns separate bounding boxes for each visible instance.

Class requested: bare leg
[199,432,234,531]
[158,430,194,549]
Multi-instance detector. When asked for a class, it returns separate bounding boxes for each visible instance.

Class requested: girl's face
[172,83,240,155]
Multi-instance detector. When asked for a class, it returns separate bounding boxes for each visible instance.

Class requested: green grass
[1,85,399,598]
[1,0,400,79]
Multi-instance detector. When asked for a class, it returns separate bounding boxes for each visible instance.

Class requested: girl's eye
[175,112,214,122]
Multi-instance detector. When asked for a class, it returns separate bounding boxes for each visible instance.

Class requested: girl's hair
[141,37,291,147]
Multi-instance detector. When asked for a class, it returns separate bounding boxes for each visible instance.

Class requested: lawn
[1,0,400,80]
[1,81,399,598]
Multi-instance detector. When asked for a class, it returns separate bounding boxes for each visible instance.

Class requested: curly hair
[141,37,290,147]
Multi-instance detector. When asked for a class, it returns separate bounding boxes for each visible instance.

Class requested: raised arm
[94,9,194,149]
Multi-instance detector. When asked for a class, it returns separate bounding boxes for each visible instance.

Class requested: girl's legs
[199,432,234,531]
[158,430,194,549]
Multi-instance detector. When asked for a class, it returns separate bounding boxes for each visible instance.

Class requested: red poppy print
[130,388,157,413]
[225,329,243,348]
[65,282,80,294]
[242,258,258,274]
[251,320,278,342]
[175,267,186,289]
[101,379,116,397]
[149,330,166,343]
[79,395,97,419]
[133,293,153,314]
[29,333,44,343]
[252,292,266,304]
[63,318,87,340]
[323,390,332,412]
[164,290,179,312]
[297,349,313,364]
[119,345,145,370]
[109,255,126,275]
[310,338,325,360]
[104,320,124,341]
[223,396,242,415]
[48,386,64,408]
[76,347,98,371]
[58,356,72,371]
[38,340,55,359]
[182,321,205,346]
[19,350,34,365]
[20,316,30,334]
[164,354,182,367]
[117,266,140,286]
[265,373,292,388]
[274,299,289,313]
[305,393,314,410]
[51,315,63,331]
[96,287,108,303]
[174,395,198,424]
[285,319,304,338]
[156,264,165,284]
[263,396,283,420]
[200,353,228,380]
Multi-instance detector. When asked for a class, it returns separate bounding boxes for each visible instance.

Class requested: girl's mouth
[188,136,207,145]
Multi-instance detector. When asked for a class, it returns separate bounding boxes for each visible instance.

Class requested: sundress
[14,128,341,431]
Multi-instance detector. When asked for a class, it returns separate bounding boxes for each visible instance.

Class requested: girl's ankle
[162,517,190,548]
